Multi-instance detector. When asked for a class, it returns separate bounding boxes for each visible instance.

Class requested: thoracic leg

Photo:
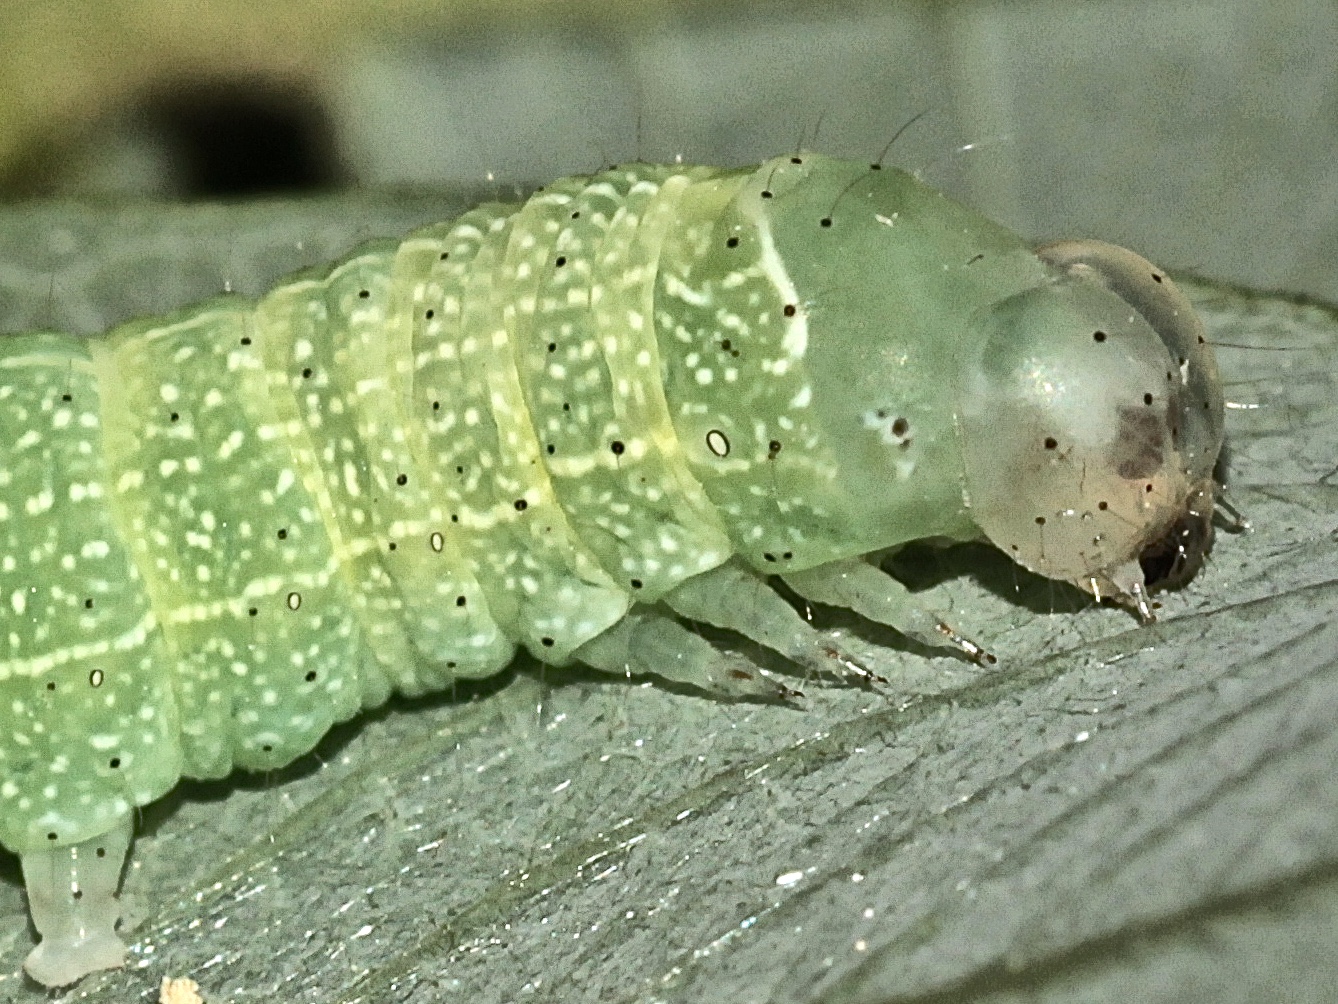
[664,562,880,685]
[573,612,800,701]
[784,559,995,666]
[21,815,133,987]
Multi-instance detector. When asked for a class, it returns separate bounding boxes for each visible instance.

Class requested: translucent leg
[663,563,883,686]
[1214,488,1251,532]
[573,612,801,701]
[21,815,132,987]
[783,559,995,666]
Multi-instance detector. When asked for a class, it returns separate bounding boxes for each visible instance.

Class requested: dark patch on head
[1112,406,1165,480]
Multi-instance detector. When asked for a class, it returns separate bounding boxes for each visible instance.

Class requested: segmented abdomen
[0,162,758,852]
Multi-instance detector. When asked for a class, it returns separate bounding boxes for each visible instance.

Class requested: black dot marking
[541,637,555,648]
[287,591,302,610]
[630,578,643,589]
[726,236,740,248]
[1178,356,1187,366]
[248,607,258,616]
[240,336,252,345]
[44,681,55,691]
[1035,516,1046,525]
[169,412,180,422]
[305,670,317,682]
[706,429,730,457]
[46,833,56,842]
[761,190,773,199]
[1093,331,1107,343]
[555,255,567,267]
[763,553,777,562]
[783,304,796,317]
[782,551,793,560]
[432,401,441,411]
[426,309,435,319]
[819,217,833,227]
[1143,392,1154,405]
[870,163,882,170]
[1098,500,1109,511]
[277,528,288,540]
[610,440,625,455]
[358,289,370,299]
[451,514,460,523]
[95,847,106,858]
[562,402,571,412]
[514,499,528,511]
[61,393,72,402]
[456,595,467,607]
[891,417,910,438]
[1145,484,1155,493]
[768,439,782,456]
[791,156,803,164]
[546,444,556,455]
[547,342,557,353]
[108,758,120,769]
[1044,436,1058,450]
[84,598,93,609]
[440,252,449,260]
[721,339,732,350]
[301,367,313,378]
[396,473,408,486]
[1152,272,1164,283]
[571,210,581,219]
[388,541,397,551]
[89,669,103,687]
[456,465,464,474]
[262,744,273,753]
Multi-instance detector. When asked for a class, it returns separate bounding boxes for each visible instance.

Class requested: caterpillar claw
[934,622,998,668]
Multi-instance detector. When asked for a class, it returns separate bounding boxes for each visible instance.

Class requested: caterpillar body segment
[0,153,1222,986]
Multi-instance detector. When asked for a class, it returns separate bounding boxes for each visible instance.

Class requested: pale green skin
[0,154,1222,985]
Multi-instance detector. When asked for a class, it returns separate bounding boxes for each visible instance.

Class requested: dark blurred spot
[3,78,344,199]
[137,80,344,196]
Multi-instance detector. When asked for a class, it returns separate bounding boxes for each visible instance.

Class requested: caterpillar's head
[957,240,1224,620]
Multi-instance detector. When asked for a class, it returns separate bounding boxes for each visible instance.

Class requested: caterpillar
[0,152,1223,987]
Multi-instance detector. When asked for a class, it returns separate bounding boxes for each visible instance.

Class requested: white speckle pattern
[0,341,176,852]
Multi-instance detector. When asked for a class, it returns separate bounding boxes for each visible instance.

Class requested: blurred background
[0,0,1329,297]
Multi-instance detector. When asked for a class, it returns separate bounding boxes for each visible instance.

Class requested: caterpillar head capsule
[957,241,1223,619]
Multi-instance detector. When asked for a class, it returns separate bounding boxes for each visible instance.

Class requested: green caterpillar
[0,153,1223,987]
